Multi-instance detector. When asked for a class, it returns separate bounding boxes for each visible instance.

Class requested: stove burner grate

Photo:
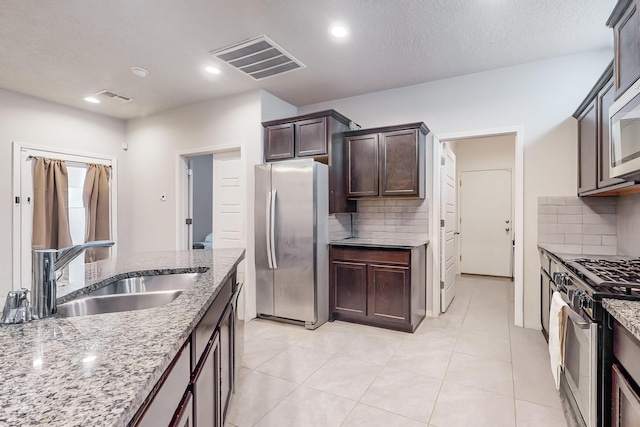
[572,258,640,295]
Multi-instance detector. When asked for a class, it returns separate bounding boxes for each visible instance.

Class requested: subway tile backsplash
[353,199,429,240]
[328,213,352,241]
[537,196,617,255]
[328,198,430,241]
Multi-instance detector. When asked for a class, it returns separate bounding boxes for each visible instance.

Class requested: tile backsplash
[616,192,640,257]
[328,213,352,241]
[538,196,617,255]
[353,199,429,240]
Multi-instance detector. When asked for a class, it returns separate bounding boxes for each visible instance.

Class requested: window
[12,142,117,291]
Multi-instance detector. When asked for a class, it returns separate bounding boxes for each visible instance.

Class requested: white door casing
[213,150,244,248]
[434,127,523,328]
[459,169,512,277]
[440,143,457,312]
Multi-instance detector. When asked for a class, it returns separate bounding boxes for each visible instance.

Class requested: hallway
[226,275,567,427]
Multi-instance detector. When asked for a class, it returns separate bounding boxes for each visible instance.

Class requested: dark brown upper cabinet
[264,123,294,161]
[608,0,640,99]
[577,98,598,195]
[574,62,634,196]
[347,134,379,197]
[345,122,428,200]
[262,110,357,213]
[295,117,327,157]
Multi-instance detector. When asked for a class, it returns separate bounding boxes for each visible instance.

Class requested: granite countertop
[330,237,429,249]
[0,248,245,427]
[602,298,640,342]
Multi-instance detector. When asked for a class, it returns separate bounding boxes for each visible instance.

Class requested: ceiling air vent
[210,35,305,80]
[95,90,133,104]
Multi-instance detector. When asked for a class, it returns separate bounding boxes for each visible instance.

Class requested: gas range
[552,257,640,321]
[541,251,640,427]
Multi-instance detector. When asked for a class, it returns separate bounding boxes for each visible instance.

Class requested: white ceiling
[0,0,615,119]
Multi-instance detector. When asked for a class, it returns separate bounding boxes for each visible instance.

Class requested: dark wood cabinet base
[329,244,426,333]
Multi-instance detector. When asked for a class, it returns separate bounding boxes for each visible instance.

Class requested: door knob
[505,220,510,224]
[505,228,510,232]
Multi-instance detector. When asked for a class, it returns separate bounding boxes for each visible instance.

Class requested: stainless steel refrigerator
[254,158,328,330]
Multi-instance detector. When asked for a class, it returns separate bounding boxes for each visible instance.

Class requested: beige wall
[123,90,296,320]
[0,88,126,300]
[453,135,515,172]
[298,49,613,329]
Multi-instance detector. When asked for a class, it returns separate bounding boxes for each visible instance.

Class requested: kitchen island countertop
[0,248,244,427]
[602,298,640,342]
[330,237,429,249]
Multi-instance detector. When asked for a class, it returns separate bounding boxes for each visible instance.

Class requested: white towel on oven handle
[549,291,568,390]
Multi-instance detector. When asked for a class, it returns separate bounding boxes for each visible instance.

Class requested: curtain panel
[83,164,111,262]
[32,157,73,250]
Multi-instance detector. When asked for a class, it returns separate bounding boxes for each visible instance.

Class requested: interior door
[459,169,512,277]
[213,150,244,248]
[440,143,457,311]
[271,159,316,322]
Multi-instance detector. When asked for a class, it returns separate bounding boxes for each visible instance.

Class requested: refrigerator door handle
[271,189,278,269]
[265,191,273,269]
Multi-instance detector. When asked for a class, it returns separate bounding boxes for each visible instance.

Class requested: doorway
[434,128,523,326]
[189,154,214,249]
[176,146,245,251]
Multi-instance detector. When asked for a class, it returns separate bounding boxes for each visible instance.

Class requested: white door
[459,169,512,277]
[213,150,244,248]
[440,144,457,312]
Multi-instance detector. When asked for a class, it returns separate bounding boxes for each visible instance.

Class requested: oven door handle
[565,306,591,329]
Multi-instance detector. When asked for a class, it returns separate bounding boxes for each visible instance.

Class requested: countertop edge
[602,298,640,342]
[330,238,429,249]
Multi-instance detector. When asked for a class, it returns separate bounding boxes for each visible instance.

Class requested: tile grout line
[426,280,471,427]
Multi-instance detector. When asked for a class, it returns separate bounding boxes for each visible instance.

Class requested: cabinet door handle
[266,191,273,270]
[270,190,278,269]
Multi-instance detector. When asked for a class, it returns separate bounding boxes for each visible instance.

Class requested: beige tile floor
[225,275,568,427]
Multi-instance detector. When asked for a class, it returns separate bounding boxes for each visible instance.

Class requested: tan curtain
[83,164,111,262]
[32,158,73,250]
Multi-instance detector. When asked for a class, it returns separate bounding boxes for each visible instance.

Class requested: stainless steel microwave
[610,80,640,179]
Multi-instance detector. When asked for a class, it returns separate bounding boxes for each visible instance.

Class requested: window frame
[11,141,118,292]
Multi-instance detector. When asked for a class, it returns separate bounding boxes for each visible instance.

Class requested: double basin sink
[57,272,202,318]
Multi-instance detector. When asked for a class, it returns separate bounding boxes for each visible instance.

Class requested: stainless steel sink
[89,272,202,296]
[57,290,183,318]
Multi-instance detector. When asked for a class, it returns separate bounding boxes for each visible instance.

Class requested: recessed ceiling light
[330,25,348,38]
[206,66,221,75]
[131,67,149,77]
[84,96,100,104]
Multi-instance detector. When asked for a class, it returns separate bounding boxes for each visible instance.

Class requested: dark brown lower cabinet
[610,318,640,427]
[612,363,640,427]
[330,245,426,332]
[219,303,234,421]
[193,333,221,427]
[367,264,410,325]
[131,274,239,427]
[333,261,367,317]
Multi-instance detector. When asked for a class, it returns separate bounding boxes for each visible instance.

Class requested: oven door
[610,80,640,180]
[563,305,597,427]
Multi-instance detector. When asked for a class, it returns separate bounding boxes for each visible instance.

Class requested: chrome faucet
[1,240,115,323]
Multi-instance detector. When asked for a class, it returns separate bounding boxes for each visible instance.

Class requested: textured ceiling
[0,0,615,119]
